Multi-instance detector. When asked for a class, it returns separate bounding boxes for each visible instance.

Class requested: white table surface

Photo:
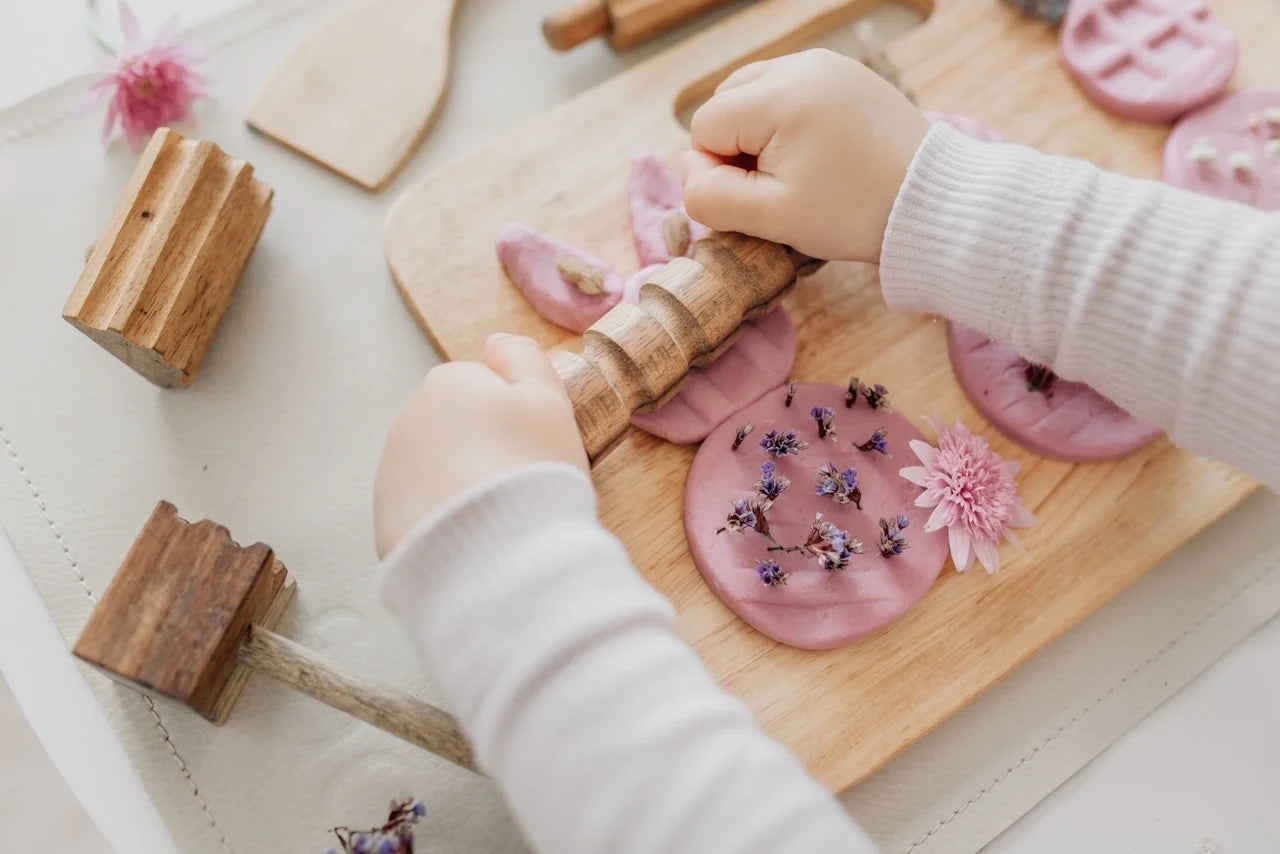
[2,2,1277,852]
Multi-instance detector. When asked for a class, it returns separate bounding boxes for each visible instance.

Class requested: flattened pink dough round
[1163,86,1280,210]
[1060,0,1236,124]
[686,382,949,650]
[621,265,799,444]
[947,323,1161,462]
[629,154,711,267]
[496,223,623,334]
[924,111,1005,142]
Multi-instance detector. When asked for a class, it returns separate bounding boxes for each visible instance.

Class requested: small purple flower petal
[810,405,836,440]
[756,559,789,587]
[760,428,808,457]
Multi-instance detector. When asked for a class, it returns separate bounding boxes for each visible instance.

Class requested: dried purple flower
[845,377,860,408]
[861,382,892,411]
[328,799,425,854]
[1024,362,1057,392]
[760,428,808,458]
[895,514,911,530]
[857,426,891,457]
[816,462,862,509]
[785,380,799,407]
[802,515,863,572]
[720,498,757,533]
[878,516,911,557]
[756,559,789,587]
[810,405,837,440]
[732,423,755,451]
[754,461,790,510]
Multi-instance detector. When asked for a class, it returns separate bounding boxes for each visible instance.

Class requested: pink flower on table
[84,2,205,149]
[899,421,1036,574]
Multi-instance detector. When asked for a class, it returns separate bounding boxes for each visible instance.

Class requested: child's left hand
[373,333,589,559]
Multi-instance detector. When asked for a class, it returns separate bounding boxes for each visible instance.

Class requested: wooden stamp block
[73,501,295,724]
[63,128,273,388]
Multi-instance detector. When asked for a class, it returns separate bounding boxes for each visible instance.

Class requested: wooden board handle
[240,626,477,772]
[556,233,819,463]
[543,0,610,51]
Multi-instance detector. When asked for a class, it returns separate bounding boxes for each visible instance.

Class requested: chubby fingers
[689,80,781,158]
[680,149,788,237]
[484,333,569,399]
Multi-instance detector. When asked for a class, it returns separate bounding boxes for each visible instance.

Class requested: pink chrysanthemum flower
[898,421,1036,574]
[83,3,205,149]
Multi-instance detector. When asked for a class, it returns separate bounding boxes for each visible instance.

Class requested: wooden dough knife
[246,0,459,191]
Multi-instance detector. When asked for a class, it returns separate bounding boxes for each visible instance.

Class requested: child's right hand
[681,49,929,263]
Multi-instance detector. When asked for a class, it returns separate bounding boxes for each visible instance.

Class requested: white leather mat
[2,1,1279,852]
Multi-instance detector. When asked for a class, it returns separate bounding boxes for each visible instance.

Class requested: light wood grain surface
[545,0,746,50]
[384,0,1272,791]
[246,0,460,190]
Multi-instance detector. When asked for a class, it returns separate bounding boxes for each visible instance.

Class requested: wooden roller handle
[556,233,820,463]
[543,0,743,51]
[240,626,477,772]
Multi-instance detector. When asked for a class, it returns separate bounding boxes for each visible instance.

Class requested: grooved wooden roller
[555,233,820,462]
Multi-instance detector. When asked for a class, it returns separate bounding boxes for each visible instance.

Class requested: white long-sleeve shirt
[380,124,1280,854]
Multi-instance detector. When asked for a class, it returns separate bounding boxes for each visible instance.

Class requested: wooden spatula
[246,0,459,191]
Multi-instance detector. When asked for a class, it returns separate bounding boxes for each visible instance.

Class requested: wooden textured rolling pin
[555,232,821,463]
[543,0,744,51]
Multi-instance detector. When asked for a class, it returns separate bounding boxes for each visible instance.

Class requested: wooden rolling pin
[555,233,821,463]
[543,0,743,51]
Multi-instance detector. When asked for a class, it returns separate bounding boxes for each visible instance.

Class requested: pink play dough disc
[1163,86,1280,210]
[621,265,799,444]
[685,382,949,650]
[1060,0,1237,124]
[947,323,1161,462]
[923,111,1005,142]
[496,223,623,334]
[628,154,711,266]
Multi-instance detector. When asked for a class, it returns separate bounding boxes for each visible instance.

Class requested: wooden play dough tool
[552,232,820,462]
[543,0,742,51]
[64,128,272,388]
[73,502,476,772]
[246,0,459,190]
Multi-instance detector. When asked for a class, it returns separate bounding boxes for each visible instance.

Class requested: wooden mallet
[73,501,476,772]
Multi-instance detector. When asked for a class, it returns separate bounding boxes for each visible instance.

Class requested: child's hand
[374,333,589,558]
[681,49,928,263]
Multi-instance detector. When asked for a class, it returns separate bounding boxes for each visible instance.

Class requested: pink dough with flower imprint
[924,111,1005,142]
[623,266,798,444]
[496,223,623,334]
[947,323,1161,462]
[628,154,711,266]
[685,382,949,650]
[1163,86,1280,210]
[1060,0,1236,124]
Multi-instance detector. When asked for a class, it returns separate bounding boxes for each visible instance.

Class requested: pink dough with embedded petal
[628,154,711,266]
[947,323,1161,462]
[1060,0,1236,124]
[685,382,949,650]
[496,223,623,334]
[1163,86,1280,210]
[622,265,798,444]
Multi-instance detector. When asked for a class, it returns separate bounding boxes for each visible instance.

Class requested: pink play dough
[496,223,623,334]
[924,110,1005,142]
[685,382,949,650]
[1060,0,1237,124]
[628,154,711,266]
[1163,86,1280,210]
[621,265,799,444]
[947,323,1161,462]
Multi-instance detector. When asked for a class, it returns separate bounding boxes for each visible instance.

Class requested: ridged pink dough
[496,223,623,334]
[628,154,711,266]
[1060,0,1236,124]
[947,323,1161,462]
[685,382,949,650]
[924,111,1005,142]
[621,265,798,444]
[1163,86,1280,210]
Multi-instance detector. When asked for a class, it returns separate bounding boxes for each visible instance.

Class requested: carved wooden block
[63,128,273,388]
[73,501,295,724]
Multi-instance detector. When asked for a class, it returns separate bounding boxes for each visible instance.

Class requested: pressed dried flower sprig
[785,380,799,407]
[816,462,862,509]
[760,428,808,457]
[327,798,427,854]
[847,378,892,411]
[878,515,911,557]
[856,427,891,457]
[811,406,837,440]
[731,423,755,450]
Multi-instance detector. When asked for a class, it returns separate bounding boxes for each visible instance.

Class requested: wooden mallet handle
[543,0,743,51]
[556,233,820,463]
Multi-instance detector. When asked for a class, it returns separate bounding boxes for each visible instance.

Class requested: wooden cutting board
[384,0,1274,791]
